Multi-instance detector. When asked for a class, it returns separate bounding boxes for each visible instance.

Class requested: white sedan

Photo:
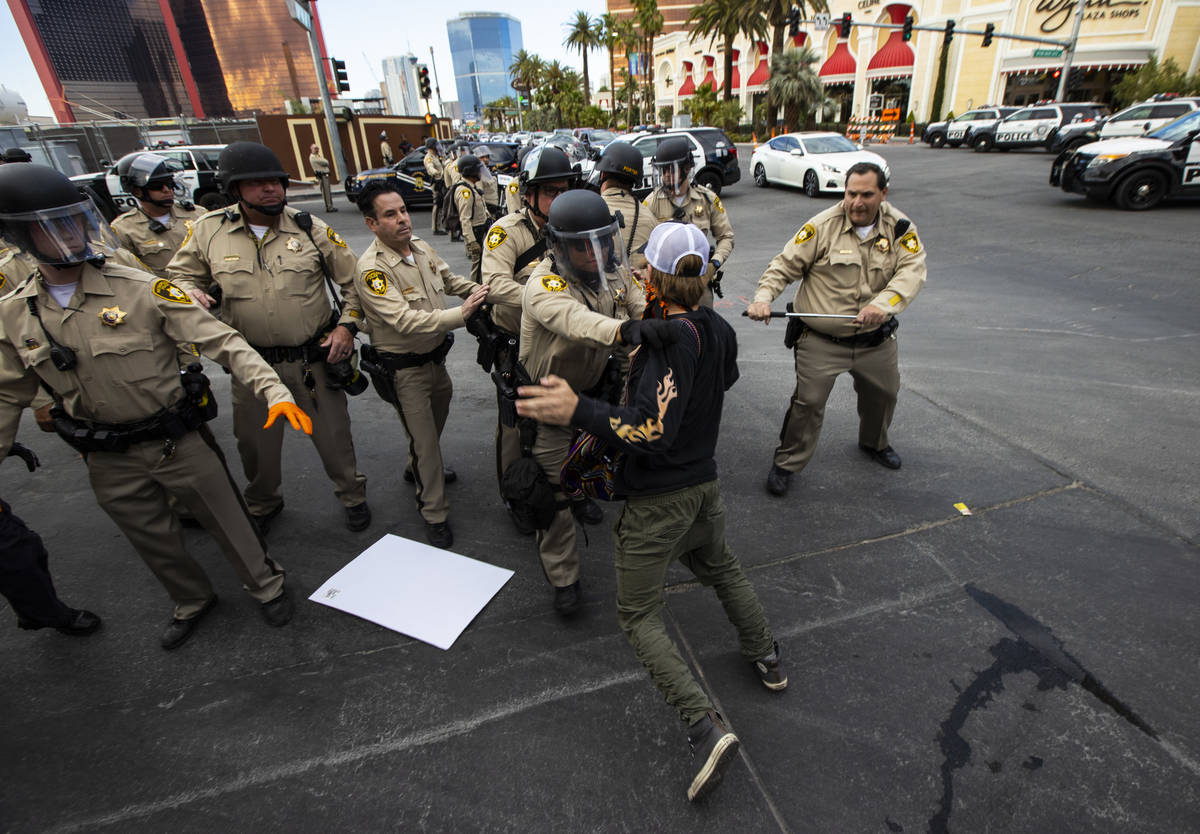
[751,132,890,196]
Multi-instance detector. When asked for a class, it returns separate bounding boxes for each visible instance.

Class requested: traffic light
[331,58,349,93]
[902,14,914,42]
[418,65,432,99]
[838,13,852,38]
[982,23,995,47]
[424,112,433,125]
[943,19,955,46]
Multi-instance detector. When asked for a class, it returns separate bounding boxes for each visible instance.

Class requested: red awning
[819,42,856,84]
[747,58,769,87]
[867,4,914,79]
[700,56,717,92]
[792,32,807,48]
[730,49,740,90]
[679,61,695,96]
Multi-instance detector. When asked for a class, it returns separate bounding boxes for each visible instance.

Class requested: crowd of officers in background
[0,129,924,803]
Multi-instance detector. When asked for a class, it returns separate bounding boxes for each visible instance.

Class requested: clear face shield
[652,159,692,201]
[1,197,120,267]
[129,154,185,207]
[550,220,630,293]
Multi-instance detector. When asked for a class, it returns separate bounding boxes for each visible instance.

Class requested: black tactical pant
[0,496,77,627]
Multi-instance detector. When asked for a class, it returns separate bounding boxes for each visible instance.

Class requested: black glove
[6,442,40,472]
[620,318,679,350]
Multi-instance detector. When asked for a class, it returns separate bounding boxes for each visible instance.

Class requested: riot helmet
[217,141,289,216]
[1,148,33,163]
[0,164,119,267]
[596,142,644,188]
[116,151,185,208]
[518,146,579,220]
[457,154,482,179]
[651,136,694,198]
[425,137,438,151]
[545,189,628,293]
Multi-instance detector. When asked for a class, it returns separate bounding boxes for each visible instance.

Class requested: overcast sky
[0,0,609,119]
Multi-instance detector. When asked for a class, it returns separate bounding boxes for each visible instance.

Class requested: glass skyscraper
[446,12,522,121]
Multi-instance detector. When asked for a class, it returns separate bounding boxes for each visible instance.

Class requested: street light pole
[289,0,348,180]
[1056,0,1087,101]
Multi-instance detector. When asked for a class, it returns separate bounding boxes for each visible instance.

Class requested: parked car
[70,144,227,219]
[981,102,1109,152]
[751,132,889,196]
[574,128,618,151]
[623,126,740,197]
[1050,108,1200,210]
[1099,96,1200,139]
[344,149,435,209]
[923,107,1019,148]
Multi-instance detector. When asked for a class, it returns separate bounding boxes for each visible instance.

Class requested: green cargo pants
[614,479,776,724]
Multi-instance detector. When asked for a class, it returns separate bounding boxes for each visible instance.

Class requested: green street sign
[1033,48,1064,58]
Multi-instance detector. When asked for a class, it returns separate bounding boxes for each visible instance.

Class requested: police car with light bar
[1050,109,1200,210]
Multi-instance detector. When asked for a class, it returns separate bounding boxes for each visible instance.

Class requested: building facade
[382,54,422,117]
[609,0,1199,124]
[9,0,338,123]
[446,12,523,122]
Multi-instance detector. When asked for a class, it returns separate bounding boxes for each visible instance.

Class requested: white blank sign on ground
[309,534,514,650]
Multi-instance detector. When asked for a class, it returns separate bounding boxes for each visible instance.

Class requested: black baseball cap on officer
[596,142,644,186]
[457,154,482,179]
[116,151,184,208]
[218,141,289,215]
[545,189,628,293]
[0,163,119,267]
[652,136,693,195]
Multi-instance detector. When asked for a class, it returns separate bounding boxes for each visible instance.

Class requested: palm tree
[633,0,663,112]
[564,11,601,107]
[755,0,830,61]
[766,45,823,132]
[599,13,621,124]
[686,0,769,101]
[617,19,641,125]
[509,49,544,113]
[542,60,570,125]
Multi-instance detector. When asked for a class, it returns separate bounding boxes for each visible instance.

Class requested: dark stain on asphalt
[924,585,1159,834]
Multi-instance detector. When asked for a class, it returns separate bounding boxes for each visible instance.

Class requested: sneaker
[686,710,740,802]
[260,586,294,627]
[345,502,372,531]
[752,640,788,691]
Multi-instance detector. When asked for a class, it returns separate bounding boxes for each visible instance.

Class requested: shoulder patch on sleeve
[459,187,472,202]
[152,278,193,304]
[794,223,816,245]
[362,269,389,296]
[507,181,519,195]
[485,227,508,250]
[540,274,567,293]
[327,226,347,248]
[713,195,725,214]
[899,230,921,253]
[0,272,6,293]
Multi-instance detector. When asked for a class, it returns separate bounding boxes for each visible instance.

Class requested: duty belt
[809,317,898,348]
[251,334,326,365]
[50,400,211,455]
[369,333,454,371]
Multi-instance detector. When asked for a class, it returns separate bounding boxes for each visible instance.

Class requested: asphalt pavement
[3,141,1198,833]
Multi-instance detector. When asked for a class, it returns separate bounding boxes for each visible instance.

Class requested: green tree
[681,84,719,125]
[565,11,601,107]
[766,46,823,132]
[633,0,664,114]
[1112,55,1200,108]
[617,19,642,124]
[659,104,674,124]
[599,13,622,125]
[509,49,544,115]
[755,0,829,62]
[686,0,768,101]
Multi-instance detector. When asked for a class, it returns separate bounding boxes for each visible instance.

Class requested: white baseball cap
[644,222,710,276]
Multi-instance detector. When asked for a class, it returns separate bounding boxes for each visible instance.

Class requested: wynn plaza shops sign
[1026,0,1158,36]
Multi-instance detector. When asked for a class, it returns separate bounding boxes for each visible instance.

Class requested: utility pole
[429,47,445,118]
[1056,0,1087,101]
[288,0,347,180]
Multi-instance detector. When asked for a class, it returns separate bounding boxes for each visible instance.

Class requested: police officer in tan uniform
[423,138,447,235]
[109,152,204,278]
[473,145,500,213]
[0,164,314,649]
[520,189,655,614]
[479,147,576,533]
[597,143,658,273]
[168,142,371,533]
[308,143,337,213]
[380,131,393,166]
[747,162,926,495]
[354,180,489,549]
[643,137,733,306]
[453,155,492,283]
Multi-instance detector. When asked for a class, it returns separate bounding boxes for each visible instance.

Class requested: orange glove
[263,402,313,435]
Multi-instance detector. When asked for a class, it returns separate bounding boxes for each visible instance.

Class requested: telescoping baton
[740,311,858,319]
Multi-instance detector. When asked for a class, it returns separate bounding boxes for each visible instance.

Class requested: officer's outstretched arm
[264,402,313,435]
[0,341,41,459]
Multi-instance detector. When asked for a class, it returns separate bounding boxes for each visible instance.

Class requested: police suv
[72,144,226,217]
[923,106,1019,148]
[1050,108,1200,210]
[1050,96,1200,153]
[979,102,1108,152]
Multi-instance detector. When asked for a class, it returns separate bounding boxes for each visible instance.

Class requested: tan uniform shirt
[424,151,445,180]
[354,236,478,355]
[0,263,292,454]
[519,257,644,391]
[643,183,734,266]
[454,182,490,238]
[443,159,461,188]
[602,185,658,271]
[753,201,927,339]
[480,207,543,335]
[167,206,362,347]
[381,140,393,161]
[479,173,500,210]
[309,152,331,175]
[110,203,204,278]
[503,179,521,215]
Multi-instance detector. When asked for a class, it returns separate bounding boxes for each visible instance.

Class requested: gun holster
[783,302,806,349]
